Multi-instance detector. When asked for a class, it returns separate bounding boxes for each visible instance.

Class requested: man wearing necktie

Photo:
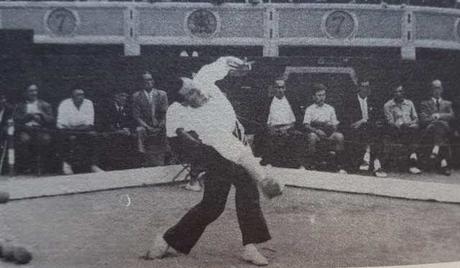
[420,80,454,175]
[132,72,169,167]
[96,90,133,170]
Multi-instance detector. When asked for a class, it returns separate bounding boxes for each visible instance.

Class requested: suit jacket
[96,100,133,132]
[13,99,55,128]
[132,89,168,129]
[342,94,382,127]
[419,98,454,127]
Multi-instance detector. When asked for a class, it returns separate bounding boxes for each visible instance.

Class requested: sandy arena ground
[1,184,460,268]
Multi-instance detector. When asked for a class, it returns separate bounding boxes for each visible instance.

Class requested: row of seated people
[254,79,455,177]
[0,71,169,175]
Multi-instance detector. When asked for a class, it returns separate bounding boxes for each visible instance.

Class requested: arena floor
[1,181,460,268]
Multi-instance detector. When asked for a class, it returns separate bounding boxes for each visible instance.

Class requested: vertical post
[263,7,279,57]
[401,10,416,60]
[124,6,140,56]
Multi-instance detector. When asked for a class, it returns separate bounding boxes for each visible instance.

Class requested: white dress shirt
[26,100,40,114]
[57,98,94,129]
[267,96,296,127]
[167,58,252,163]
[303,103,339,126]
[357,95,369,121]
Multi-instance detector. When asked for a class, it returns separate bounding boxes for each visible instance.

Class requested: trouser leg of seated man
[15,131,32,173]
[329,132,346,173]
[400,126,422,174]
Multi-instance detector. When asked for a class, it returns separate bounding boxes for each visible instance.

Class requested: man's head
[72,88,85,107]
[393,85,405,102]
[273,79,286,99]
[114,92,128,107]
[431,79,443,99]
[178,78,208,108]
[357,79,371,98]
[312,83,327,106]
[26,84,39,102]
[142,72,155,91]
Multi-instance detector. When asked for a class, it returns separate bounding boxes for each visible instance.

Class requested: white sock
[432,145,440,155]
[410,153,417,160]
[441,159,448,168]
[374,159,382,170]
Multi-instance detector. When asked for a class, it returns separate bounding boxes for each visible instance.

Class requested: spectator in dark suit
[132,71,169,167]
[96,90,134,170]
[419,80,454,175]
[13,84,55,173]
[343,79,387,177]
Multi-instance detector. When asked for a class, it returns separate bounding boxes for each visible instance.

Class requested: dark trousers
[59,130,99,167]
[384,125,420,155]
[345,122,384,169]
[163,144,271,254]
[15,127,52,172]
[259,128,305,168]
[421,121,452,160]
[100,132,136,170]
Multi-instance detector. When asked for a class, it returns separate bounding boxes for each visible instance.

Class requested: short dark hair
[357,78,370,87]
[312,83,327,94]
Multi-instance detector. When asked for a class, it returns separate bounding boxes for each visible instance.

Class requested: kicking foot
[145,234,170,259]
[242,244,268,266]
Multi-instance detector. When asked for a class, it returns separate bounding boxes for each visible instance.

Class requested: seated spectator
[343,79,387,177]
[260,78,304,168]
[132,72,169,167]
[96,90,134,170]
[419,80,454,175]
[303,83,346,174]
[383,85,422,174]
[0,91,13,171]
[57,88,103,175]
[0,91,13,143]
[13,84,54,173]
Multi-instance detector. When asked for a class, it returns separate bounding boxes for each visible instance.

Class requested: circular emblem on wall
[185,9,220,38]
[46,8,78,36]
[322,10,357,39]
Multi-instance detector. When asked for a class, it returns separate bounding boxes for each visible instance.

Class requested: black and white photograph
[0,0,460,267]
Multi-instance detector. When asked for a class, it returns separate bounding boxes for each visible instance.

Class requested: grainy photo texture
[0,0,460,267]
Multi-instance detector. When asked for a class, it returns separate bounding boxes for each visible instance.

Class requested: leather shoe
[440,167,451,176]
